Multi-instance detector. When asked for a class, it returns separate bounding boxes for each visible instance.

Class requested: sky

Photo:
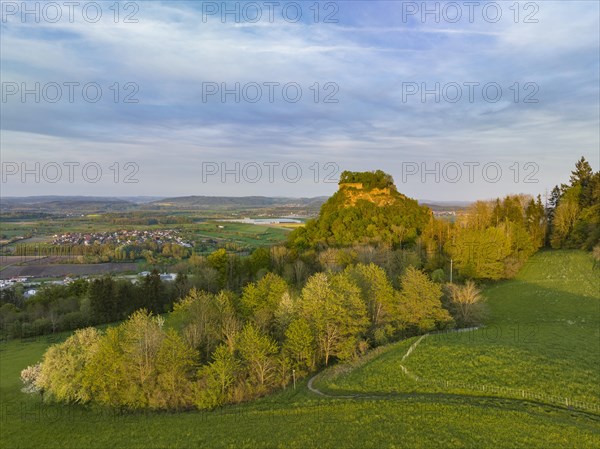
[1,0,599,201]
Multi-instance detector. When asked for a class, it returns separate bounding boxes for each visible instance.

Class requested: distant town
[51,229,193,247]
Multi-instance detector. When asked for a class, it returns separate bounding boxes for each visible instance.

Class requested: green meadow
[190,221,291,249]
[1,250,599,448]
[318,251,599,407]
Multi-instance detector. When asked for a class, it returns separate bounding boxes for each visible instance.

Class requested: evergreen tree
[88,275,116,324]
[570,156,594,207]
[139,270,164,313]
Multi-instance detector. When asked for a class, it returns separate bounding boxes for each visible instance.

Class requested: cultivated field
[0,262,138,279]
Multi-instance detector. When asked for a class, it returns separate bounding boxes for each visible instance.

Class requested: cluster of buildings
[1,276,77,298]
[138,272,178,282]
[51,230,192,247]
[0,276,28,289]
[1,276,36,298]
[432,210,457,218]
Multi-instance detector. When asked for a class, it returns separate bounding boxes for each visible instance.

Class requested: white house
[24,289,37,298]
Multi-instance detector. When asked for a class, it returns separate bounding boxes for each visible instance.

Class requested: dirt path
[307,373,352,398]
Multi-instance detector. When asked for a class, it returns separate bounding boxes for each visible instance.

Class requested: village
[51,229,193,247]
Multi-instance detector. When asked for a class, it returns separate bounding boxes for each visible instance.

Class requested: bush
[59,311,87,331]
[431,269,447,283]
[447,281,486,327]
[31,318,52,336]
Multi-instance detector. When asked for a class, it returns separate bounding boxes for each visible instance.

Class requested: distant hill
[0,196,163,204]
[0,196,136,213]
[419,200,471,211]
[0,195,327,215]
[288,170,431,248]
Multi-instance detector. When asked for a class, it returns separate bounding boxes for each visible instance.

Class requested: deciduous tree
[397,267,452,332]
[300,272,368,365]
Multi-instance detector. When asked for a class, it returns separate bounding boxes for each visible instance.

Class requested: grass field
[316,251,600,410]
[1,250,599,448]
[188,221,290,248]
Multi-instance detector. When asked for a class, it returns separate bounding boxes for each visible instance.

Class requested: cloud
[1,1,598,200]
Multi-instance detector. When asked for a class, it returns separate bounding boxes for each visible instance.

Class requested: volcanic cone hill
[289,170,431,248]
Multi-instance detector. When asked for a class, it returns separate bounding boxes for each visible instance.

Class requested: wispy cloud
[1,1,598,200]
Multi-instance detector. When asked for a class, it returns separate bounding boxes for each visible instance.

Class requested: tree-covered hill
[288,170,431,249]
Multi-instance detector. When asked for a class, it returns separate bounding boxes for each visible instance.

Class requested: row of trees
[24,265,482,410]
[422,158,599,277]
[287,192,546,282]
[288,160,599,281]
[101,212,192,226]
[291,160,598,282]
[288,173,527,280]
[14,241,191,263]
